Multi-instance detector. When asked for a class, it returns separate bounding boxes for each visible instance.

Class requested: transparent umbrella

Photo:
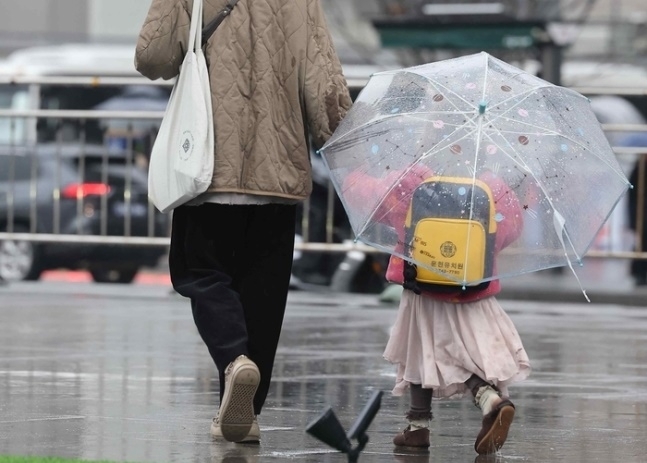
[320,52,631,297]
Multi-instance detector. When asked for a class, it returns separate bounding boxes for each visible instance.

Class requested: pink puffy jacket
[343,167,523,303]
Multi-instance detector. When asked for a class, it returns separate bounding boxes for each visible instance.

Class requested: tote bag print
[148,0,214,213]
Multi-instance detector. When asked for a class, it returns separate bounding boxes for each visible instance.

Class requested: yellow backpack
[403,176,497,293]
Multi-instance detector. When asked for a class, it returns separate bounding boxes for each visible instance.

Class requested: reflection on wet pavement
[1,283,646,462]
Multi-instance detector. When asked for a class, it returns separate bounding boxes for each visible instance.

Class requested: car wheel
[90,267,139,284]
[0,228,43,281]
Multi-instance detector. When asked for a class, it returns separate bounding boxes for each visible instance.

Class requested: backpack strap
[201,0,240,47]
[403,262,422,295]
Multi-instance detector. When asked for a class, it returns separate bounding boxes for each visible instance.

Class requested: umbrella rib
[351,114,483,239]
[353,191,404,240]
[319,118,389,152]
[479,88,543,126]
[481,127,560,207]
[483,89,630,182]
[382,68,479,115]
[490,115,629,181]
[321,111,473,152]
[353,120,484,239]
[367,111,473,124]
[386,69,482,132]
[481,52,490,105]
[418,119,481,162]
[460,55,491,286]
[409,116,485,286]
[458,58,498,285]
[486,85,563,114]
[324,66,500,153]
[462,104,489,286]
[478,87,576,139]
[422,78,479,116]
[481,124,586,268]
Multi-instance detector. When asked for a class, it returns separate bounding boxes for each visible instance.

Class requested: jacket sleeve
[135,0,191,80]
[303,0,353,150]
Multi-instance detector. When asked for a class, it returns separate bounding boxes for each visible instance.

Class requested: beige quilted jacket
[135,0,352,200]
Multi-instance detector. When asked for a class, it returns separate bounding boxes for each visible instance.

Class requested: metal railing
[0,77,646,261]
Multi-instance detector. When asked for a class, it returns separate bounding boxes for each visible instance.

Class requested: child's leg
[407,383,433,425]
[465,374,515,455]
[465,374,501,415]
[393,384,432,449]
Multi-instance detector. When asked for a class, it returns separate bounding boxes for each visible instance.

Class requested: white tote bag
[148,0,214,213]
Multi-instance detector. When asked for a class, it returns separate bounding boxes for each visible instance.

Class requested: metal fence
[0,76,646,262]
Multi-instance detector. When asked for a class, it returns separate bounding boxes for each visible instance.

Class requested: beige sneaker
[218,355,260,442]
[211,414,260,443]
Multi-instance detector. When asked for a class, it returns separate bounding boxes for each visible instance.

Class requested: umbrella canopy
[320,52,631,289]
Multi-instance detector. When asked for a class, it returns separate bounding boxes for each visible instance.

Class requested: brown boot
[393,425,430,449]
[474,399,515,455]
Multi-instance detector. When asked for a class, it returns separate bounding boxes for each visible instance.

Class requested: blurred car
[0,143,169,283]
[94,85,168,151]
[290,144,389,293]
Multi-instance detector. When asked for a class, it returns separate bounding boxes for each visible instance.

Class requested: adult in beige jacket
[135,0,351,443]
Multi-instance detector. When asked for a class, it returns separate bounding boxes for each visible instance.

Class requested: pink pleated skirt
[383,290,531,399]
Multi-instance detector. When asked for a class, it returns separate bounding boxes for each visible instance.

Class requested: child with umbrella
[324,54,629,455]
[343,164,531,455]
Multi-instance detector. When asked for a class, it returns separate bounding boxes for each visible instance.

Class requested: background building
[0,0,646,65]
[0,0,148,55]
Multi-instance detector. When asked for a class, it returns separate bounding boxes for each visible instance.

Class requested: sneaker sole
[235,436,260,444]
[475,405,515,455]
[219,363,260,442]
[210,420,261,443]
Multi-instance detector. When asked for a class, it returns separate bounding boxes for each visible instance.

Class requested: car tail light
[61,183,111,199]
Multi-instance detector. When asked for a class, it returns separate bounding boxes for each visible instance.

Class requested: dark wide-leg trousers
[169,203,296,415]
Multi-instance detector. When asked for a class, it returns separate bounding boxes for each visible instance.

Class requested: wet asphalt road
[0,281,646,463]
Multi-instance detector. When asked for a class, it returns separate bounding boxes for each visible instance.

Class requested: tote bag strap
[201,0,240,46]
[188,0,204,54]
